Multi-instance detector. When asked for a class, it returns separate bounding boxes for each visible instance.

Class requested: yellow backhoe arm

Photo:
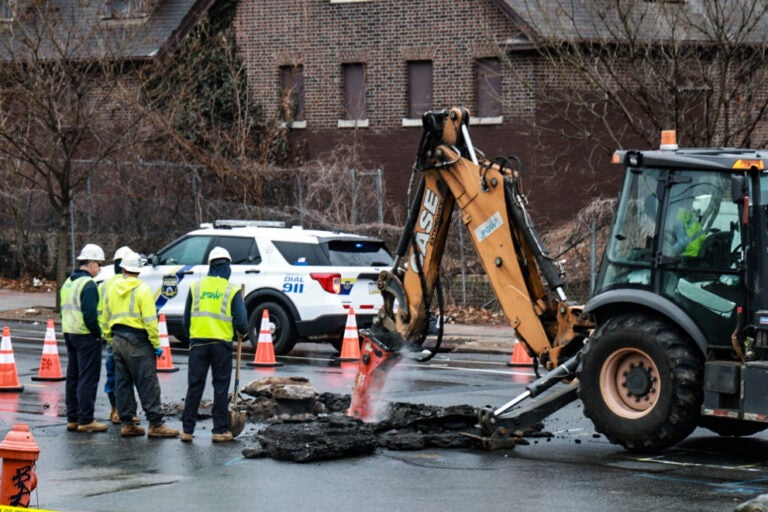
[348,107,592,422]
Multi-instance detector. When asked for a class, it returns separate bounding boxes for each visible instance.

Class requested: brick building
[232,0,622,227]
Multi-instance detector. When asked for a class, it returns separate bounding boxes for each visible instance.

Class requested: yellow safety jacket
[678,209,706,257]
[102,275,160,349]
[60,275,93,335]
[98,274,122,341]
[189,276,237,342]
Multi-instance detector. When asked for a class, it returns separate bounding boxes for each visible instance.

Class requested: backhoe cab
[347,108,768,452]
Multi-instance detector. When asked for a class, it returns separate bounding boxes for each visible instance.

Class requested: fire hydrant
[0,423,40,507]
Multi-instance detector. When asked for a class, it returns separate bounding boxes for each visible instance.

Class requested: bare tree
[503,0,768,164]
[0,1,150,287]
[140,0,283,208]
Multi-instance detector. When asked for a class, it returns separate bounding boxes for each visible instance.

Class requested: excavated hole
[162,376,549,463]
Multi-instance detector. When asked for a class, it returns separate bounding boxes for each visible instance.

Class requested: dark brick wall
[233,0,622,228]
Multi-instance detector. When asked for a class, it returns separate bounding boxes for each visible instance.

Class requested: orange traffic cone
[156,314,179,373]
[507,339,534,367]
[247,310,283,367]
[32,319,65,381]
[338,307,361,362]
[0,327,24,392]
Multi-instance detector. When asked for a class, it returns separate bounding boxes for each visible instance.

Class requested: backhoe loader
[346,107,768,452]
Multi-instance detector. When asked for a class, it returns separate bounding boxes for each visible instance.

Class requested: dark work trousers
[112,332,164,427]
[182,341,233,435]
[64,333,103,425]
[104,343,116,406]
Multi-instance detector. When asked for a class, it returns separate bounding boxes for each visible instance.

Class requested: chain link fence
[0,160,387,278]
[0,158,611,311]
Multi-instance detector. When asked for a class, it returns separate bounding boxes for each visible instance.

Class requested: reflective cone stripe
[156,314,179,373]
[0,326,24,392]
[32,319,66,381]
[507,339,533,367]
[338,307,361,362]
[248,309,282,367]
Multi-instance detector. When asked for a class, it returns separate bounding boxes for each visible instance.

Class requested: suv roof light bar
[210,220,287,229]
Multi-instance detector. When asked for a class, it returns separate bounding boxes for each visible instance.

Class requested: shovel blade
[230,409,246,438]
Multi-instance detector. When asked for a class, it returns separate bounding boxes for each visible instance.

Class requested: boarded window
[476,58,502,118]
[408,61,432,119]
[280,65,305,121]
[103,0,147,19]
[342,63,366,120]
[0,0,12,19]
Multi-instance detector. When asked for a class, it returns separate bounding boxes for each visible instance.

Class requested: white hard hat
[113,246,132,262]
[77,244,105,262]
[120,251,143,273]
[208,246,231,264]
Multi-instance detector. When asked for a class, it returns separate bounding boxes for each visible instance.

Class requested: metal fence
[0,158,608,311]
[0,160,387,277]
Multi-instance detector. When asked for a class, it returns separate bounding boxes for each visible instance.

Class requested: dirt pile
[242,399,480,463]
[187,376,541,463]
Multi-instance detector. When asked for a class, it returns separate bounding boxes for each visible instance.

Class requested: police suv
[112,220,393,355]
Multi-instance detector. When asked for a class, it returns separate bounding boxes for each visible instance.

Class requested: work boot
[148,423,179,438]
[211,431,233,443]
[77,421,108,433]
[180,433,194,443]
[120,424,146,437]
[66,422,78,432]
[109,406,120,424]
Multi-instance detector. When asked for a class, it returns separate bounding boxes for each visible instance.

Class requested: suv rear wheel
[248,301,297,355]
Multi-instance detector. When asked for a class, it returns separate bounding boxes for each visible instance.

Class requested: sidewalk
[0,288,56,324]
[0,289,517,353]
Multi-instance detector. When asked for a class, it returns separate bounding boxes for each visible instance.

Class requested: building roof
[493,0,768,45]
[0,0,216,61]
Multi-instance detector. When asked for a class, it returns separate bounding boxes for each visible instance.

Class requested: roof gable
[0,0,216,60]
[493,0,768,44]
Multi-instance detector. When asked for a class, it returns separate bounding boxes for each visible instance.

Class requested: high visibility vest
[60,276,93,334]
[678,209,706,257]
[189,276,237,341]
[103,283,155,331]
[98,274,121,339]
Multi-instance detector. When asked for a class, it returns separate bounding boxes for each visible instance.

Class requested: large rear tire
[578,313,704,452]
[248,301,297,355]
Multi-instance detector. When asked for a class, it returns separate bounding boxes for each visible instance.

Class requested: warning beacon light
[660,130,678,151]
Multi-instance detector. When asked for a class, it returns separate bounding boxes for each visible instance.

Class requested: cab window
[660,171,739,269]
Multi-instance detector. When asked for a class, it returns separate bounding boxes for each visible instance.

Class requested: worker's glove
[154,347,163,358]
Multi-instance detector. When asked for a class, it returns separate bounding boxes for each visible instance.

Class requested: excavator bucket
[346,331,404,421]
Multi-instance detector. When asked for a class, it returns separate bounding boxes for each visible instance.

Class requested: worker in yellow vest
[61,243,107,433]
[180,246,247,443]
[98,246,132,424]
[102,250,179,438]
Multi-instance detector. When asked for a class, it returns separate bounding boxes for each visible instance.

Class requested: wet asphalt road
[1,319,767,512]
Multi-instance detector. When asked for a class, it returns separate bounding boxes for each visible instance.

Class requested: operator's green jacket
[677,208,706,257]
[100,275,160,349]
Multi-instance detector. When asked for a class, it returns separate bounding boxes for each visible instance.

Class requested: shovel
[229,331,247,438]
[229,286,247,438]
